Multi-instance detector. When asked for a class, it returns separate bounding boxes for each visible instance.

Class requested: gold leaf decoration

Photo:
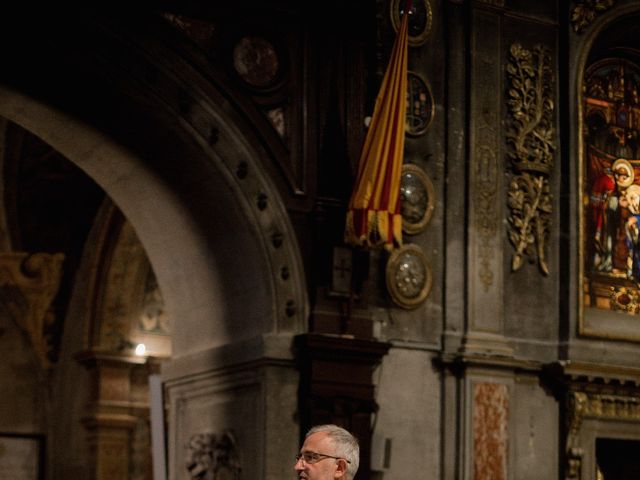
[506,43,555,275]
[570,0,615,34]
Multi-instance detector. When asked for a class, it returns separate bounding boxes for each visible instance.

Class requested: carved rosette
[506,43,555,275]
[570,0,615,34]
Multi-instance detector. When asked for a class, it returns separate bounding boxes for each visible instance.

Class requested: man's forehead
[302,431,333,450]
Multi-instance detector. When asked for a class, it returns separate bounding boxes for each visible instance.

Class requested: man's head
[294,424,360,480]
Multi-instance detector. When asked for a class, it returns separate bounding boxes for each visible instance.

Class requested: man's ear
[334,459,348,479]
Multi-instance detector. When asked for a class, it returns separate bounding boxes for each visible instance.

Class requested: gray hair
[306,424,360,480]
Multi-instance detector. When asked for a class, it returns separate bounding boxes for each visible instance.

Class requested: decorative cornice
[436,352,541,376]
[546,360,640,387]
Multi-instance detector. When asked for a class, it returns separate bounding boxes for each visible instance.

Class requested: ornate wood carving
[506,43,555,275]
[570,0,615,34]
[186,431,241,480]
[0,252,64,369]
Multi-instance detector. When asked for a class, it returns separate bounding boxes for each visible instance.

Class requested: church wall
[0,314,46,433]
[49,243,93,479]
[500,1,560,358]
[10,2,640,479]
[438,1,564,479]
[510,373,558,480]
[164,358,299,480]
[371,348,440,480]
[0,17,308,475]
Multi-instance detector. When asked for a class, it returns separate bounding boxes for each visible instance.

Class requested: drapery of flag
[344,1,410,251]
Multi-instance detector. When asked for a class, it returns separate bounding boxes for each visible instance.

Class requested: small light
[135,343,146,356]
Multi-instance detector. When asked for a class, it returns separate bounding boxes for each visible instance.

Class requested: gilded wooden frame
[406,71,435,137]
[400,163,435,235]
[385,243,432,309]
[390,0,433,47]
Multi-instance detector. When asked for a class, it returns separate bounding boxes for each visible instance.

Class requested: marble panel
[473,382,509,480]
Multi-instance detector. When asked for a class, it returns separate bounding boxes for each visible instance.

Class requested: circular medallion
[232,36,280,89]
[400,164,435,235]
[390,0,433,47]
[386,244,432,309]
[406,71,435,136]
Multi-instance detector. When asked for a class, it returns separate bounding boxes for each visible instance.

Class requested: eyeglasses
[295,451,351,465]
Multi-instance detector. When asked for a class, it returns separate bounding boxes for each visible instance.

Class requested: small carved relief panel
[186,431,241,480]
[232,36,281,90]
[506,43,555,275]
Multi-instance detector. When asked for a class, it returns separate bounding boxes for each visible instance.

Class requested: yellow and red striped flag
[344,1,410,250]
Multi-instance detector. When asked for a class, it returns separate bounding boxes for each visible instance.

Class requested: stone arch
[0,13,308,478]
[0,62,307,358]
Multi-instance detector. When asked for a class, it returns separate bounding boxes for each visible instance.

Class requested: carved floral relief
[506,43,555,275]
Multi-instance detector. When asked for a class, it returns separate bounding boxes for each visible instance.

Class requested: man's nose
[294,457,304,471]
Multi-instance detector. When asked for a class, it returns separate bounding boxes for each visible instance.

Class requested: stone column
[464,0,511,357]
[76,351,147,480]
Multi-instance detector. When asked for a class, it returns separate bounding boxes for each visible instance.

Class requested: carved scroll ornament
[0,252,64,369]
[506,43,555,275]
[570,0,615,34]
